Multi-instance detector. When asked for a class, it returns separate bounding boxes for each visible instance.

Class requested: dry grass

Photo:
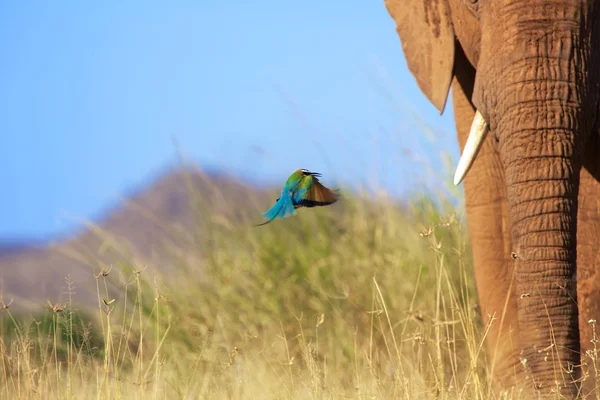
[0,170,577,399]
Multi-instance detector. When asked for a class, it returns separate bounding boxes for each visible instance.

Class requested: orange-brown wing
[297,179,339,208]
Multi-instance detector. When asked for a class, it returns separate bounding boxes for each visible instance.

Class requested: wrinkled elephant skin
[384,0,600,397]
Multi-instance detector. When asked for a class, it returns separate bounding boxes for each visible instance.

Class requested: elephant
[384,0,600,397]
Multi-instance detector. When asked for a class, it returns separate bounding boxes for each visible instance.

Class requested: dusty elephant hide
[384,0,600,397]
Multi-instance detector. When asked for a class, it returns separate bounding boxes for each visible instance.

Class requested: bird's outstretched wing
[296,177,339,208]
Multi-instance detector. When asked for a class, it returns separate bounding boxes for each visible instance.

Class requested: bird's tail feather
[256,195,296,226]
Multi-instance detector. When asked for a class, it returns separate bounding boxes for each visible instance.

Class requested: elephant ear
[385,0,455,114]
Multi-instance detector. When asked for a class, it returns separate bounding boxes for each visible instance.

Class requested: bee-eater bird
[256,169,339,226]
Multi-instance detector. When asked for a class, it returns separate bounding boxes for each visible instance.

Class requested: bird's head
[300,169,321,178]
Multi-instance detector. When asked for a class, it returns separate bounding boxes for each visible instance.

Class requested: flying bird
[256,169,339,226]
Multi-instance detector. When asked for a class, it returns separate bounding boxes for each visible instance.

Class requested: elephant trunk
[499,99,582,393]
[475,1,597,394]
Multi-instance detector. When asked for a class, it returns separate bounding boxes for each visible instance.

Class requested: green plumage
[256,169,339,226]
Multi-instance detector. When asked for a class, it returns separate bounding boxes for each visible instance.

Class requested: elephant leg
[452,46,521,388]
[576,132,600,397]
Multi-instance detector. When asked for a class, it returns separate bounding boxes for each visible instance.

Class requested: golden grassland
[1,175,591,399]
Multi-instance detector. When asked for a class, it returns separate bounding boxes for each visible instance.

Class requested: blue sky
[0,1,458,241]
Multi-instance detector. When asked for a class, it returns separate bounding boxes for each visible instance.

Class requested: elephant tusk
[453,110,490,185]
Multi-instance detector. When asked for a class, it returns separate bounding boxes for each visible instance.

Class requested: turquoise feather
[256,169,339,226]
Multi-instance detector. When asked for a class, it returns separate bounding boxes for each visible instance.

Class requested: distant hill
[0,166,271,311]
